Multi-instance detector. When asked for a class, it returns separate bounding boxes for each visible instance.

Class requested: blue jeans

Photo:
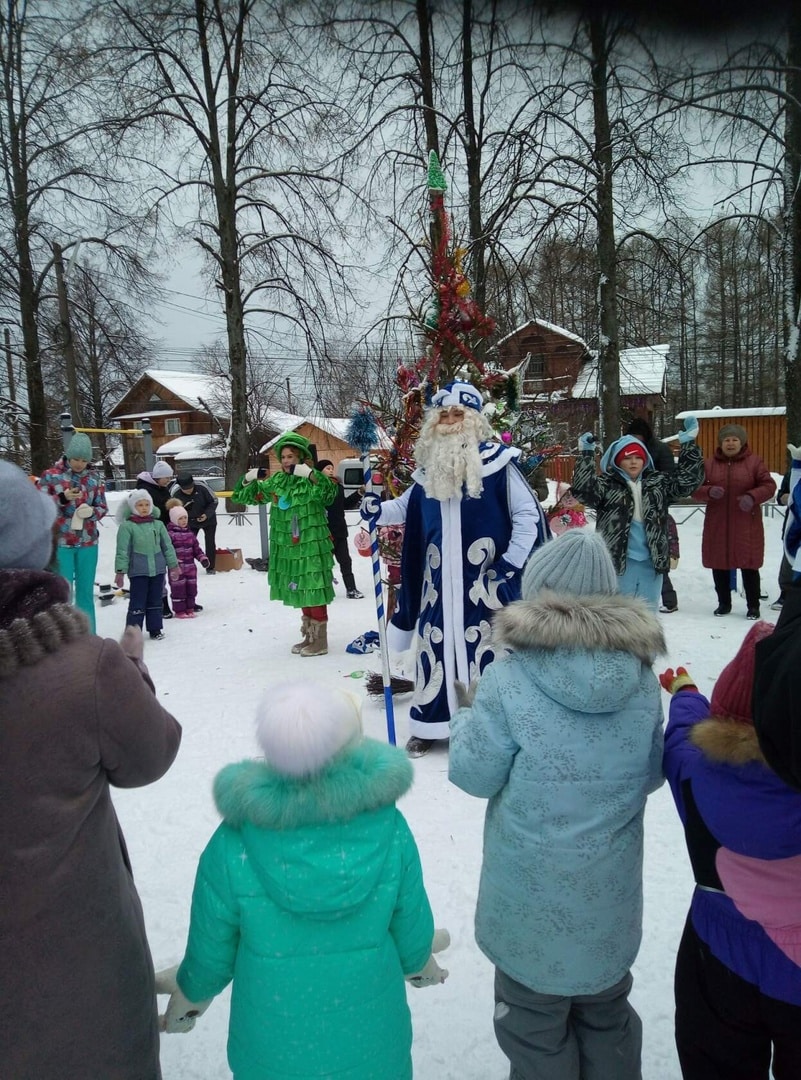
[618,559,661,611]
[56,544,99,633]
[126,574,165,634]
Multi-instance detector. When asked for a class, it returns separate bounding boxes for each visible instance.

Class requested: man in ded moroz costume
[362,382,546,756]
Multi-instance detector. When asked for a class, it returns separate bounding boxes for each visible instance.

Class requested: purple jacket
[664,689,801,1005]
[167,523,208,582]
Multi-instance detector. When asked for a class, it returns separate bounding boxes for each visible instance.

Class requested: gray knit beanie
[521,529,618,599]
[152,460,174,479]
[65,432,93,461]
[718,423,747,446]
[0,461,57,570]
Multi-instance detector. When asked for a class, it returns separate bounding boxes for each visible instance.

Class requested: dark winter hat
[718,424,748,446]
[255,680,363,777]
[316,459,334,470]
[521,529,617,600]
[176,472,194,489]
[754,588,801,790]
[152,460,174,479]
[0,461,57,570]
[626,417,654,442]
[710,621,774,725]
[65,432,92,461]
[273,431,312,462]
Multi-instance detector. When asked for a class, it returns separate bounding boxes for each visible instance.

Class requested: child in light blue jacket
[450,528,665,1080]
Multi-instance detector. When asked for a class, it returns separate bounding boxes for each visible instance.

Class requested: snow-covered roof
[156,433,225,457]
[572,344,669,398]
[497,318,590,351]
[144,369,227,412]
[113,410,193,421]
[259,415,392,454]
[675,406,785,418]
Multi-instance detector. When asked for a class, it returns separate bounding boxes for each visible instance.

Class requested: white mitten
[406,928,450,987]
[292,463,312,479]
[69,509,84,530]
[155,966,213,1034]
[75,503,93,518]
[244,468,260,483]
[788,444,801,461]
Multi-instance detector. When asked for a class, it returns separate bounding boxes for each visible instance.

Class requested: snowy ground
[93,488,787,1079]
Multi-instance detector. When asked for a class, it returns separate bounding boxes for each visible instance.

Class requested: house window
[528,352,546,377]
[164,418,182,435]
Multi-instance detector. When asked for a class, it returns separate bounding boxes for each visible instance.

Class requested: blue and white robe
[376,443,547,739]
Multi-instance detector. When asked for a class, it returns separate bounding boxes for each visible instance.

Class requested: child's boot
[300,619,328,657]
[291,615,311,654]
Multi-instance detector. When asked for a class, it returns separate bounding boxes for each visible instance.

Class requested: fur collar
[213,737,413,830]
[0,569,89,679]
[494,590,666,663]
[690,717,768,767]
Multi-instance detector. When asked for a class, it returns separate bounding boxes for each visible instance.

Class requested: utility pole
[52,240,82,427]
[286,377,293,412]
[3,327,22,461]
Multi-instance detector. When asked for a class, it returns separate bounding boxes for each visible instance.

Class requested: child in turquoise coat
[115,489,179,640]
[158,681,449,1080]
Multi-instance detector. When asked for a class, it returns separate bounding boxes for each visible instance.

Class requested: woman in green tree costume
[233,433,336,656]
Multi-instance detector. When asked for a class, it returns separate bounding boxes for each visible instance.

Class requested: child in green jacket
[115,489,179,640]
[158,680,449,1080]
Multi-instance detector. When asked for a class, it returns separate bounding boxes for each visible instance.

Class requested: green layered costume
[233,467,336,608]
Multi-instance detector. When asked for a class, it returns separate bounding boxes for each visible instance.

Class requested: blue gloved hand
[360,493,382,524]
[677,415,699,444]
[578,432,597,453]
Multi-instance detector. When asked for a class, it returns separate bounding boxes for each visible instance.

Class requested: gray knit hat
[0,461,57,570]
[521,529,618,599]
[65,432,92,461]
[152,460,174,479]
[718,423,747,446]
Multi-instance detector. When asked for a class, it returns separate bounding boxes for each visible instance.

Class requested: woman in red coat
[694,423,776,619]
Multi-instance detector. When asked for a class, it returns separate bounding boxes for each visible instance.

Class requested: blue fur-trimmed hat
[430,382,483,412]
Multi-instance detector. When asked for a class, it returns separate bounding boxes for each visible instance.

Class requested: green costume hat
[274,431,313,462]
[65,432,92,461]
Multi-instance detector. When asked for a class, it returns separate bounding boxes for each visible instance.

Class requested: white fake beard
[415,409,486,501]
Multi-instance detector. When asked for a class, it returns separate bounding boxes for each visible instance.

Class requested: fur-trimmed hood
[494,590,665,663]
[690,716,768,768]
[0,569,89,679]
[213,737,414,917]
[492,591,664,715]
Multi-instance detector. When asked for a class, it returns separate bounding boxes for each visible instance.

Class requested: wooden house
[495,320,669,437]
[108,370,228,476]
[257,413,388,472]
[676,407,787,475]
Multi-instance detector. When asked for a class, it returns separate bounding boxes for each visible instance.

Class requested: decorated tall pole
[345,406,396,745]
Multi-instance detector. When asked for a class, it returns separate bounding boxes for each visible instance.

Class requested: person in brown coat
[693,423,776,620]
[0,460,182,1080]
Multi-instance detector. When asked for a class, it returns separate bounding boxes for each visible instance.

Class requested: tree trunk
[416,0,442,261]
[784,8,801,442]
[589,15,621,443]
[462,0,485,319]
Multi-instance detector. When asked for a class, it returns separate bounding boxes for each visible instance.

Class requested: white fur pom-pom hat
[255,681,363,777]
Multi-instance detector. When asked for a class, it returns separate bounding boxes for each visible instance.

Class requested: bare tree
[0,1,160,471]
[106,0,356,490]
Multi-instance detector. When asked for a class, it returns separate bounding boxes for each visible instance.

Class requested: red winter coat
[694,446,776,569]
